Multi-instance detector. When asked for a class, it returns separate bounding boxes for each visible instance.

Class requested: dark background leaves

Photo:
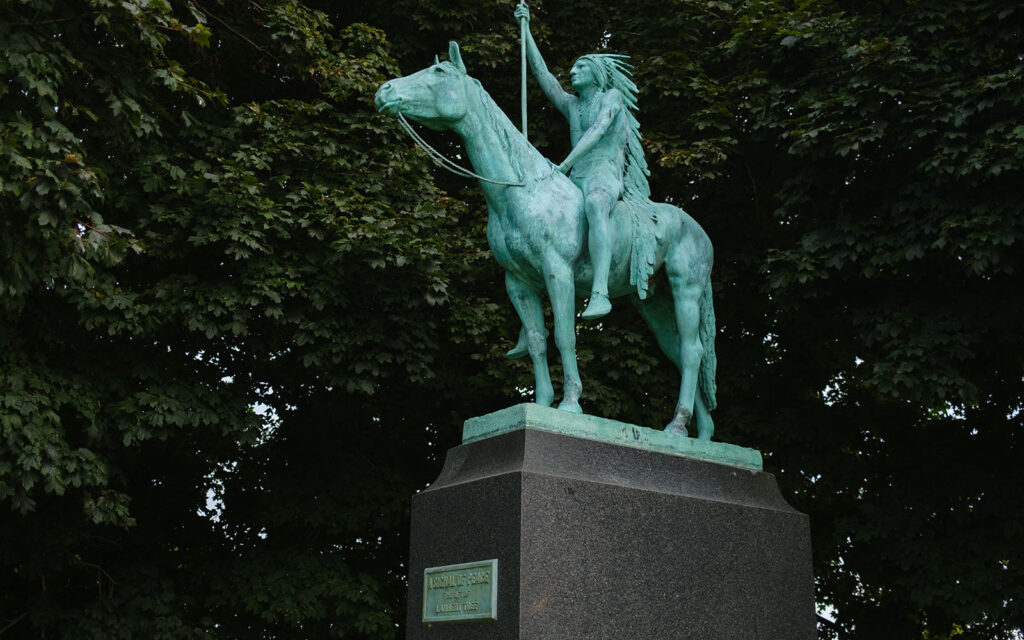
[1,0,1021,638]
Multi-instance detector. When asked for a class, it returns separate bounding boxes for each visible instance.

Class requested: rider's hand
[556,161,570,175]
[514,3,530,23]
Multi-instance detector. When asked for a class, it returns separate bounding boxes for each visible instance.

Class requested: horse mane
[464,76,550,182]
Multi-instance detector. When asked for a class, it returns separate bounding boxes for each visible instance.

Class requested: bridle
[395,111,525,188]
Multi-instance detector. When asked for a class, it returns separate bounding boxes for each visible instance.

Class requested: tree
[1,0,513,636]
[599,0,1024,637]
[2,0,1021,638]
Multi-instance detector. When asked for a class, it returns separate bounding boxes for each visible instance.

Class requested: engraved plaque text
[422,559,498,623]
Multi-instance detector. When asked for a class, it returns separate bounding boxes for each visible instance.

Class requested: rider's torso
[568,89,628,173]
[573,88,626,148]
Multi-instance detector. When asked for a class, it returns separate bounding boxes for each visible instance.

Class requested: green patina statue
[375,13,718,438]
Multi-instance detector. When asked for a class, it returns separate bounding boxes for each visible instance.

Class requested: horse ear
[434,55,440,65]
[449,41,467,74]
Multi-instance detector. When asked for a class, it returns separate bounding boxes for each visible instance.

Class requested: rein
[396,112,525,187]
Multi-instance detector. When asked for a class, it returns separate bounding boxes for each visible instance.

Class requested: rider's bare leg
[582,186,615,320]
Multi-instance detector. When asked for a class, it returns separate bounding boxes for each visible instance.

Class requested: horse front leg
[543,255,583,413]
[505,272,554,407]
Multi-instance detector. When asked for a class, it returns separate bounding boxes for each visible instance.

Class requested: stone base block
[406,406,815,639]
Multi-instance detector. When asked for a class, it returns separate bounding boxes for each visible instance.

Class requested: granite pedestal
[407,404,815,639]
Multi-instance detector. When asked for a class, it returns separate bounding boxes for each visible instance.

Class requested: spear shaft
[518,1,528,140]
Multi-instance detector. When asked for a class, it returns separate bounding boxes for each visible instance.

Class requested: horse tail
[698,277,718,411]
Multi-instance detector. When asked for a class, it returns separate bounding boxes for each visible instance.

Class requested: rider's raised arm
[515,5,574,116]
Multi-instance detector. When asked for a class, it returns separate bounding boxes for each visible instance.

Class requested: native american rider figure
[515,4,650,323]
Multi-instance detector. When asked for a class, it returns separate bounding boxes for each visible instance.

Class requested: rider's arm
[516,6,573,116]
[558,91,621,173]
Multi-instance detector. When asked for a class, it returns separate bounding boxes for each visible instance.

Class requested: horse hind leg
[694,278,716,440]
[668,275,706,437]
[694,391,714,440]
[505,272,554,407]
[631,289,690,435]
[631,288,680,368]
[632,279,705,438]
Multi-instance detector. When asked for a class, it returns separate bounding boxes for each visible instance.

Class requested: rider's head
[573,56,609,90]
[573,54,631,92]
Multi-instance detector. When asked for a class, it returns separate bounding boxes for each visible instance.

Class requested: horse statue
[375,42,717,439]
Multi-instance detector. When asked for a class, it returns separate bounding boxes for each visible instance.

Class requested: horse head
[375,42,473,131]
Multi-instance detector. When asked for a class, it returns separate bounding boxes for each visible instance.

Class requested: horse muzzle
[374,83,403,115]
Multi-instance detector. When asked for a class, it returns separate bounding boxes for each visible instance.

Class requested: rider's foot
[505,335,528,360]
[506,326,545,360]
[581,292,611,320]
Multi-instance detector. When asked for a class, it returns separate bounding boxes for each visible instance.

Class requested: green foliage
[1,0,513,636]
[602,1,1023,637]
[1,0,1021,638]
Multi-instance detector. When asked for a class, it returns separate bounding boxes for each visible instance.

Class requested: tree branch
[192,1,280,63]
[0,612,28,635]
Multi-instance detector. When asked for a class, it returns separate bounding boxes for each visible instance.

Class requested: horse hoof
[664,406,692,437]
[581,294,611,320]
[664,422,689,437]
[557,400,583,414]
